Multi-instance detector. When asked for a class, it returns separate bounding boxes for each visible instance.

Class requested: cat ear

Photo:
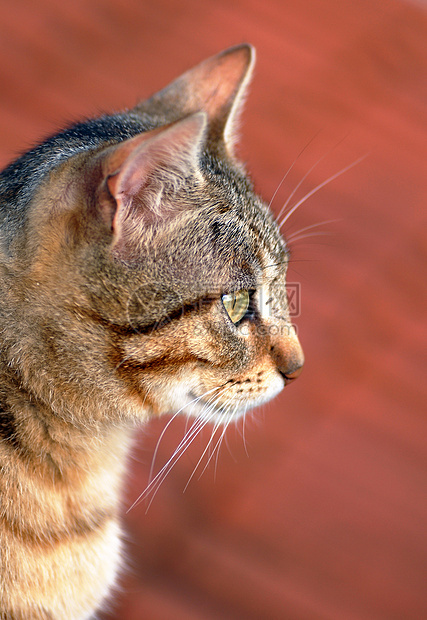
[100,112,206,259]
[135,44,255,154]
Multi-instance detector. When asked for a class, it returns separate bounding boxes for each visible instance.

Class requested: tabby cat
[0,44,303,619]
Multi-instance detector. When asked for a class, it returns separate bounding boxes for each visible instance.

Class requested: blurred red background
[0,1,425,618]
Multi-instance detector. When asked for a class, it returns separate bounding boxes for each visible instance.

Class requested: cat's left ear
[135,44,255,154]
[99,112,206,260]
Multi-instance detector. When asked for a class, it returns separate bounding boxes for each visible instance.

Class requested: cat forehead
[178,201,287,289]
[98,197,286,302]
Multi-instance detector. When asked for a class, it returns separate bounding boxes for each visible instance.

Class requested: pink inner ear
[133,45,254,151]
[107,155,148,204]
[100,113,207,259]
[188,47,254,121]
[104,128,165,199]
[104,114,206,208]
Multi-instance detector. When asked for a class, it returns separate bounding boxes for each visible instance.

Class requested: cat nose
[270,328,304,386]
[280,364,303,385]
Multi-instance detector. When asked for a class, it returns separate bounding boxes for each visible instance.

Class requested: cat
[0,44,304,619]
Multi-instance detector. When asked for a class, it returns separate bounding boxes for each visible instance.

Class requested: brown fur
[0,45,303,618]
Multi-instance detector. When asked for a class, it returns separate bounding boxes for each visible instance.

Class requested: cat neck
[0,390,132,554]
[0,373,132,487]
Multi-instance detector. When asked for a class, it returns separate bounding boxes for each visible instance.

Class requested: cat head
[0,45,303,429]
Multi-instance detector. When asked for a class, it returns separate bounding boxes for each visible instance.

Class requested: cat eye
[221,290,250,325]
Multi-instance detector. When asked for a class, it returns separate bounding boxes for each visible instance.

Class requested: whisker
[241,409,250,459]
[147,409,183,486]
[286,218,341,242]
[212,409,238,480]
[222,411,239,463]
[147,385,223,485]
[276,136,348,222]
[128,412,208,513]
[288,231,331,244]
[279,154,368,229]
[183,407,228,492]
[137,415,211,513]
[114,354,131,372]
[268,130,322,210]
[128,384,234,512]
[198,410,230,482]
[192,399,241,484]
[262,260,288,271]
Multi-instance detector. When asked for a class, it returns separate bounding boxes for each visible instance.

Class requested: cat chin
[127,371,286,424]
[181,373,285,424]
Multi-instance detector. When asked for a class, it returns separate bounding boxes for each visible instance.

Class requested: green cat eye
[221,290,250,325]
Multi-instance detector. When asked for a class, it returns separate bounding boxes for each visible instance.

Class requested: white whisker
[241,408,250,459]
[147,385,223,485]
[127,384,234,512]
[288,231,331,244]
[183,407,228,492]
[139,415,211,513]
[276,137,347,222]
[212,409,238,480]
[286,218,340,242]
[279,154,368,229]
[198,412,229,482]
[268,131,322,210]
[147,409,183,485]
[128,412,208,513]
[114,354,131,372]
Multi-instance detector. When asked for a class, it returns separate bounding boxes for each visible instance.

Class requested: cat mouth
[185,393,249,422]
[146,371,285,422]
[185,381,282,423]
